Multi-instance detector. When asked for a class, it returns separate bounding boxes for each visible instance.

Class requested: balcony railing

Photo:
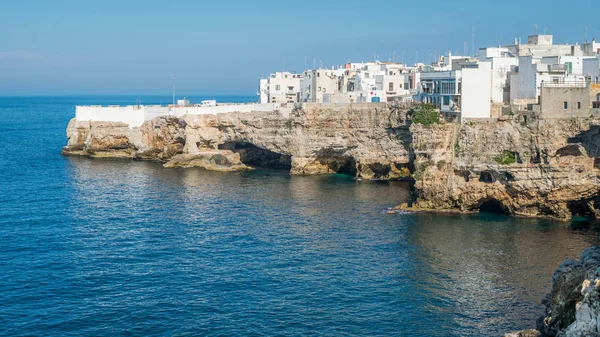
[542,80,590,88]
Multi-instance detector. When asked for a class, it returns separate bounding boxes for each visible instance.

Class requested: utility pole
[172,74,176,105]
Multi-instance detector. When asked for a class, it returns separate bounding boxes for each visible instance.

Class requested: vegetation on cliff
[494,150,517,165]
[410,103,440,126]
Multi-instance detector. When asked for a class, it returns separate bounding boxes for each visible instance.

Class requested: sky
[0,0,597,96]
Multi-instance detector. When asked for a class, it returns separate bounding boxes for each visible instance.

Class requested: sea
[1,95,599,336]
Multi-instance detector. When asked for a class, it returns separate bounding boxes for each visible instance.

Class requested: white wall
[172,103,278,116]
[510,56,537,103]
[76,104,279,126]
[461,62,492,120]
[490,57,518,103]
[259,79,268,104]
[583,57,600,81]
[76,106,147,127]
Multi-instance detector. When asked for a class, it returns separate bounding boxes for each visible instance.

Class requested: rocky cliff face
[64,105,600,221]
[506,246,600,337]
[63,104,414,180]
[401,118,600,221]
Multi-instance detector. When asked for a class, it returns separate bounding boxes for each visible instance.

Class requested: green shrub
[411,103,440,126]
[495,150,517,165]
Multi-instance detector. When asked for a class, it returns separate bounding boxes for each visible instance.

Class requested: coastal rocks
[505,247,600,337]
[138,116,187,160]
[64,103,415,179]
[62,116,186,160]
[504,330,541,337]
[163,151,250,172]
[514,247,600,337]
[403,118,600,221]
[62,119,142,158]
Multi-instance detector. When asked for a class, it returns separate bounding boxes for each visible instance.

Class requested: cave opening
[479,171,496,183]
[567,200,595,219]
[218,141,292,170]
[335,157,358,177]
[479,199,507,215]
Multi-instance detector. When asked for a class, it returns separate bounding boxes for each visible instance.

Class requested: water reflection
[408,213,600,334]
[59,157,600,336]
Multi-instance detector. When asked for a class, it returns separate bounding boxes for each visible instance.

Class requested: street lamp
[172,74,176,105]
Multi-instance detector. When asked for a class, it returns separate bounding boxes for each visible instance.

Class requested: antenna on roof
[585,25,588,43]
[534,24,538,34]
[472,27,475,56]
[544,27,548,34]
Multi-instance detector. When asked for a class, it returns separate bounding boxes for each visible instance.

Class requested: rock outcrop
[63,104,600,221]
[506,246,600,337]
[63,103,414,179]
[399,118,600,221]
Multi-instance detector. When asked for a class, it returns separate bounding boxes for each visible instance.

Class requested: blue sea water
[1,95,599,336]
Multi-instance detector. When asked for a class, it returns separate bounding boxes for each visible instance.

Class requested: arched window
[594,94,600,109]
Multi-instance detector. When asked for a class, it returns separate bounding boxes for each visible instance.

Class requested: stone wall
[541,86,593,118]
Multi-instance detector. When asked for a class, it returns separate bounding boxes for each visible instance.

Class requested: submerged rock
[504,330,541,337]
[163,151,251,172]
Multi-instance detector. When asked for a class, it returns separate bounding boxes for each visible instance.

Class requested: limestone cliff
[63,103,414,180]
[506,246,600,337]
[402,118,600,221]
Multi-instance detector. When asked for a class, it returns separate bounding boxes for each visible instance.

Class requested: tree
[411,103,439,126]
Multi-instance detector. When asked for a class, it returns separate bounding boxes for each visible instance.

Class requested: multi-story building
[300,69,342,103]
[478,47,518,103]
[258,72,302,105]
[417,62,492,121]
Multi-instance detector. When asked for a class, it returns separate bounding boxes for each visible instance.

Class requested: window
[318,87,321,92]
[577,102,581,109]
[443,96,450,105]
[275,85,281,91]
[317,72,320,77]
[564,102,568,110]
[389,82,394,91]
[594,94,600,109]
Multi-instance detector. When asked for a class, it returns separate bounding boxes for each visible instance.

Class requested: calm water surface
[1,96,599,336]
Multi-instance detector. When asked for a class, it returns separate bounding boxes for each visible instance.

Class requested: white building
[461,62,492,120]
[418,61,492,121]
[583,57,600,82]
[258,72,302,105]
[478,47,518,103]
[300,69,341,103]
[510,55,593,104]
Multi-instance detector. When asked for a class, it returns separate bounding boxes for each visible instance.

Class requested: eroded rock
[63,103,414,179]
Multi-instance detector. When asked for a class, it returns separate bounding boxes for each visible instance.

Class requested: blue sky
[0,0,597,95]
